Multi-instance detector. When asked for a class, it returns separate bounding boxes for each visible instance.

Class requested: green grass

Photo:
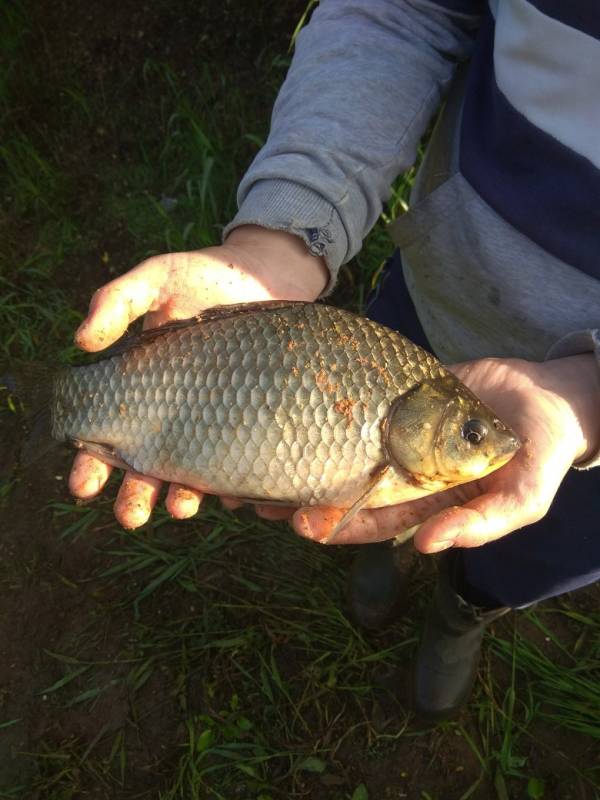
[101,58,264,257]
[21,497,596,799]
[2,0,599,798]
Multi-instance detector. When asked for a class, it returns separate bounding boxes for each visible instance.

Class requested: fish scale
[51,302,469,506]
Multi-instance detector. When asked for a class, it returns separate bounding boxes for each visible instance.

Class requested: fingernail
[295,510,317,539]
[428,537,457,553]
[121,502,149,529]
[83,477,101,495]
[394,524,420,545]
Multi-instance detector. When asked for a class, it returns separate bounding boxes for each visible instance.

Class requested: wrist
[224,225,328,301]
[540,354,600,463]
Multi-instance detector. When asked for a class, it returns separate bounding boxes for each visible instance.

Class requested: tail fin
[1,363,58,468]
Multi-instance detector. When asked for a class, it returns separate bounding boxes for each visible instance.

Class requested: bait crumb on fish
[334,398,355,424]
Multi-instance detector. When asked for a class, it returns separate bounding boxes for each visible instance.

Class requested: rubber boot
[413,555,510,719]
[346,541,416,630]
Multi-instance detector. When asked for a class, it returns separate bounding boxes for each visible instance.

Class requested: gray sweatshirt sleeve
[223,0,481,292]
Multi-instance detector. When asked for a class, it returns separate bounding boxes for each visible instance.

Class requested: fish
[49,301,519,533]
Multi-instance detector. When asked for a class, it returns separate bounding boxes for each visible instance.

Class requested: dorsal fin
[195,299,309,324]
[99,300,311,359]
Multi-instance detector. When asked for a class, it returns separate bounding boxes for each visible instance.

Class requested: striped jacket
[225,0,600,465]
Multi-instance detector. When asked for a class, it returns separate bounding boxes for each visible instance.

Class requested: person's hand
[290,354,600,552]
[68,226,328,528]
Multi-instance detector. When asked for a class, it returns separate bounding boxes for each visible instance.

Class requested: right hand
[68,225,328,529]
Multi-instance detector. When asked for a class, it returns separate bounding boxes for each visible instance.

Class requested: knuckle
[138,255,160,270]
[93,284,120,311]
[95,282,115,299]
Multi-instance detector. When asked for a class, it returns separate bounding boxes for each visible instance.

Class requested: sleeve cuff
[222,179,349,296]
[545,328,600,469]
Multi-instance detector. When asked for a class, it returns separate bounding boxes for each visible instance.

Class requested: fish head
[384,376,520,490]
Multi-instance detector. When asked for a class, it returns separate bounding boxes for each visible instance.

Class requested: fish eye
[461,419,488,445]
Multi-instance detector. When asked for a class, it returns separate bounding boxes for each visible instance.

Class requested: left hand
[68,227,328,528]
[287,353,600,552]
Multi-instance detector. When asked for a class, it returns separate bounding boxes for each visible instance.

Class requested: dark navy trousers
[366,250,599,608]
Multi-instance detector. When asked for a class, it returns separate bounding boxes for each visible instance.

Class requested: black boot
[346,541,416,630]
[413,555,510,719]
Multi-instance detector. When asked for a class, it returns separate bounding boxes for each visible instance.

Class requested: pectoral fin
[72,439,134,472]
[323,464,391,545]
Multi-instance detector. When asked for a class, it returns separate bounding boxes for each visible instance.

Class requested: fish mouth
[493,431,522,464]
[474,437,521,480]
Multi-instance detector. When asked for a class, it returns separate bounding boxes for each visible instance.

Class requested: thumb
[75,260,163,352]
[414,444,570,552]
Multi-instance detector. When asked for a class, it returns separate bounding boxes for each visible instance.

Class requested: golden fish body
[52,302,519,508]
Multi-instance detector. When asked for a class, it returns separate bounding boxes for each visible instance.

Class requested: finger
[292,487,470,545]
[414,450,566,552]
[255,504,296,521]
[114,471,163,529]
[293,504,423,545]
[165,483,203,519]
[69,451,113,499]
[413,505,479,552]
[293,506,347,542]
[414,491,540,552]
[220,496,245,511]
[75,260,163,352]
